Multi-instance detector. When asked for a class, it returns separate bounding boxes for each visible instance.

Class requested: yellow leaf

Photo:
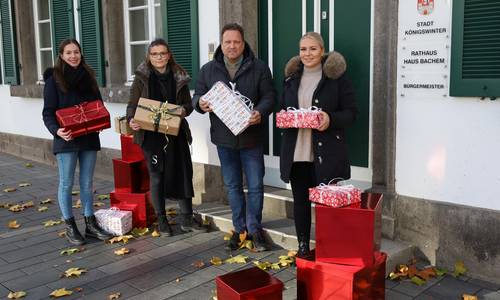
[25,162,33,168]
[225,255,248,264]
[271,263,281,270]
[287,250,297,257]
[9,205,24,212]
[410,276,426,286]
[93,202,105,207]
[3,187,17,193]
[58,231,66,237]
[49,288,73,297]
[0,203,12,208]
[462,294,478,300]
[192,260,205,268]
[166,208,177,216]
[7,291,27,299]
[223,234,231,241]
[453,261,467,277]
[21,201,34,208]
[18,183,31,187]
[60,248,81,255]
[131,227,149,236]
[108,235,134,244]
[168,220,177,225]
[151,229,161,237]
[38,206,49,212]
[114,248,130,256]
[40,198,53,204]
[63,267,87,278]
[71,190,79,195]
[239,240,253,250]
[253,260,271,270]
[210,257,223,266]
[202,219,210,226]
[72,200,81,209]
[44,220,63,227]
[97,194,110,201]
[8,220,21,229]
[108,292,121,299]
[239,231,247,243]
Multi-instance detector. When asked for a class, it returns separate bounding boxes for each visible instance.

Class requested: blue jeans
[56,151,97,219]
[217,145,265,235]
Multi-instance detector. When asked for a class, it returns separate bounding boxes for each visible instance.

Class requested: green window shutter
[78,0,105,86]
[51,0,75,52]
[0,0,19,85]
[164,0,199,89]
[450,0,500,97]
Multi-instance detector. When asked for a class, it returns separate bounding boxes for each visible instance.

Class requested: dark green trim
[0,0,18,85]
[306,0,314,32]
[189,0,199,89]
[258,0,270,155]
[320,0,329,51]
[51,0,75,55]
[450,0,500,98]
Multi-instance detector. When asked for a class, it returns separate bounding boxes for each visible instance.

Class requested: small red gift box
[110,190,156,228]
[112,159,149,193]
[315,192,383,266]
[296,251,386,300]
[275,107,322,129]
[216,266,283,300]
[55,100,110,138]
[309,183,362,208]
[120,134,145,161]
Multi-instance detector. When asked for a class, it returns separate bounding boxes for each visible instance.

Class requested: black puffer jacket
[192,43,275,149]
[280,52,358,184]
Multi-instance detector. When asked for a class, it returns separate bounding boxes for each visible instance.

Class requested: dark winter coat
[192,43,275,149]
[42,68,101,154]
[126,62,193,146]
[279,52,358,184]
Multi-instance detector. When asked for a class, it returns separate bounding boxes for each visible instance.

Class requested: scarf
[63,63,95,95]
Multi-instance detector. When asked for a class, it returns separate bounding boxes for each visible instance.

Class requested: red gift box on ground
[120,134,145,161]
[112,158,149,193]
[309,183,362,208]
[110,191,156,228]
[56,100,110,138]
[276,107,322,129]
[216,266,284,300]
[296,251,386,300]
[315,192,383,266]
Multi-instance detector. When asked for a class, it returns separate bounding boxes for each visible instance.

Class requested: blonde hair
[299,32,325,49]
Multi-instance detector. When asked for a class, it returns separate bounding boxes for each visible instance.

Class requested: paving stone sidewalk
[0,152,499,300]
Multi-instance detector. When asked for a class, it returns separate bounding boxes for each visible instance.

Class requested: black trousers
[290,162,317,241]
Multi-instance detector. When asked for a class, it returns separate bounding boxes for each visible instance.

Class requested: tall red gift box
[120,134,145,161]
[216,266,283,300]
[315,192,383,266]
[56,100,111,138]
[112,158,149,193]
[110,191,156,228]
[296,252,386,300]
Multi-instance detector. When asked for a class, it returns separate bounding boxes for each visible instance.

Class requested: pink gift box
[309,183,362,208]
[276,107,322,129]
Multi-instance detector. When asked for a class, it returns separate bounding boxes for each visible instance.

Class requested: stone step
[195,201,414,276]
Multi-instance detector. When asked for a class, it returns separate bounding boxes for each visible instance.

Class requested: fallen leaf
[151,229,161,237]
[278,255,294,267]
[108,292,121,299]
[453,261,467,277]
[66,260,72,263]
[71,190,79,195]
[223,234,231,241]
[72,200,81,209]
[7,291,27,299]
[74,287,83,292]
[97,194,110,201]
[253,260,272,270]
[8,205,23,212]
[239,231,248,243]
[168,220,177,225]
[239,239,253,250]
[192,260,205,268]
[25,162,33,168]
[21,201,34,208]
[18,183,31,187]
[287,250,297,257]
[271,263,281,270]
[40,198,53,204]
[210,256,223,266]
[407,264,417,278]
[3,187,17,193]
[114,248,130,256]
[63,267,87,278]
[93,202,105,207]
[462,295,478,300]
[0,203,12,208]
[131,227,149,236]
[410,276,426,286]
[8,220,21,229]
[49,288,73,297]
[60,248,81,256]
[225,255,248,264]
[44,220,63,227]
[435,268,447,276]
[202,219,210,226]
[58,231,66,237]
[38,206,49,212]
[107,235,134,244]
[166,208,177,217]
[175,278,181,283]
[416,267,437,280]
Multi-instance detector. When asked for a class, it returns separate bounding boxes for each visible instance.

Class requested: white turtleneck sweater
[293,64,322,162]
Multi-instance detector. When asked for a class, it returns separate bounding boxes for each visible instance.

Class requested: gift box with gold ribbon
[133,97,182,136]
[55,100,110,138]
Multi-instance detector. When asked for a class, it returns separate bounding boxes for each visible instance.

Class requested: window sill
[10,84,131,104]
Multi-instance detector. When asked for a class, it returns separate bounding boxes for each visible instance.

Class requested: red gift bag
[112,159,149,193]
[110,191,156,228]
[120,134,145,161]
[55,100,110,138]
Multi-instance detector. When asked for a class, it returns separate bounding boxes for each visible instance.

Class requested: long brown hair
[53,39,99,94]
[145,38,178,70]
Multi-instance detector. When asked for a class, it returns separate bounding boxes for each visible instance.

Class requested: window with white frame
[124,0,162,81]
[33,0,53,82]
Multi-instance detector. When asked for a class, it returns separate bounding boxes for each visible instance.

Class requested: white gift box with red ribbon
[94,207,132,236]
[276,106,323,129]
[309,182,362,208]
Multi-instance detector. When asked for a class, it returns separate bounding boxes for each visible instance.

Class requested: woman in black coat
[280,32,358,258]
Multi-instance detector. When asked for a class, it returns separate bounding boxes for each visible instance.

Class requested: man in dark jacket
[193,23,275,251]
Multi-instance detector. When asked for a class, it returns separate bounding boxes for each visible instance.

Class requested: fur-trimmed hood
[284,51,347,79]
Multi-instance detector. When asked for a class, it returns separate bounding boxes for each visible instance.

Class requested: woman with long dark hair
[42,39,112,245]
[127,38,205,236]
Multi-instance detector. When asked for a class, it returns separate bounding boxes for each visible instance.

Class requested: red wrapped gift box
[315,192,383,266]
[296,251,386,300]
[110,191,156,228]
[309,183,362,208]
[56,100,110,138]
[216,266,283,300]
[120,134,145,161]
[276,107,322,129]
[112,159,149,193]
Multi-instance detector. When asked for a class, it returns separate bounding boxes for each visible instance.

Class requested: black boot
[157,214,173,236]
[297,234,313,259]
[180,214,207,233]
[64,217,86,245]
[84,215,113,240]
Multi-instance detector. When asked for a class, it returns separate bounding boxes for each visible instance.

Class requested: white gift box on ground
[94,208,132,236]
[202,81,253,136]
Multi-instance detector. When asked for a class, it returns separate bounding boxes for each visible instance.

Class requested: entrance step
[196,201,414,276]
